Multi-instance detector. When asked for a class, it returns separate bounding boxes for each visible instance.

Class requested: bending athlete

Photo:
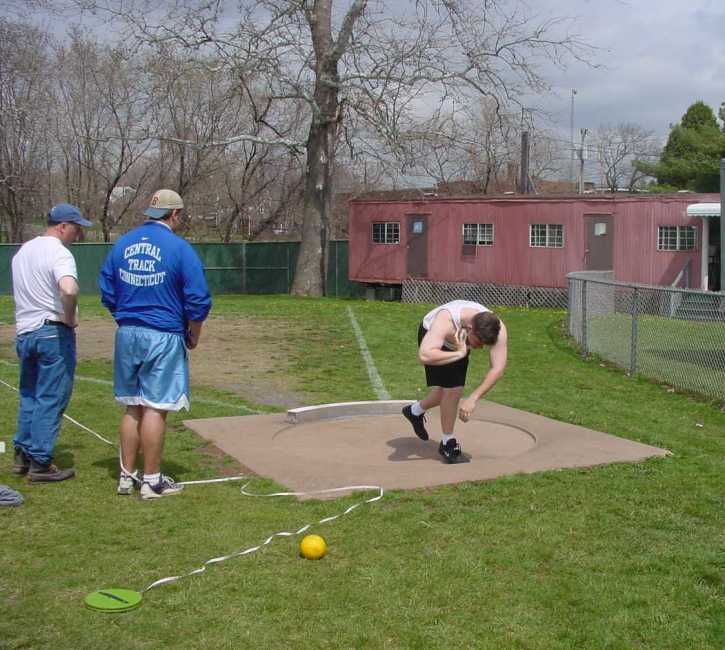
[402,300,508,463]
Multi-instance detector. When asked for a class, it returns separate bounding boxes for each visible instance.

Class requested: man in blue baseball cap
[11,203,93,482]
[47,203,93,228]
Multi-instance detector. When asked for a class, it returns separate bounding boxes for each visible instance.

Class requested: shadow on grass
[52,444,75,468]
[546,316,582,358]
[646,347,725,370]
[91,454,192,480]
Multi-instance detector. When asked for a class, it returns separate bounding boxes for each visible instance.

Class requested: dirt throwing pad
[185,400,671,497]
[85,588,142,612]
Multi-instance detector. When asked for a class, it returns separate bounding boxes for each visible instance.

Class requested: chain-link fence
[402,278,568,309]
[402,276,725,401]
[568,271,725,402]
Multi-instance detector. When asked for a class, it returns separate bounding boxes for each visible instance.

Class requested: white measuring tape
[143,483,384,592]
[0,376,385,592]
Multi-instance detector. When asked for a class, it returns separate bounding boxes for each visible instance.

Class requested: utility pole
[569,89,577,192]
[578,128,588,194]
[519,131,530,194]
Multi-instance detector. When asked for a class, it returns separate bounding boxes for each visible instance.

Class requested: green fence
[0,240,363,298]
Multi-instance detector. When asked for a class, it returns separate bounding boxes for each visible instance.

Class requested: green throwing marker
[85,588,142,612]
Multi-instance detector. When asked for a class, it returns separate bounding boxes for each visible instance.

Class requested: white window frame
[657,225,696,251]
[529,223,564,248]
[371,221,400,244]
[462,223,494,246]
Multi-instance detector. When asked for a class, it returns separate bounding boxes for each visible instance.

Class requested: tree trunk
[291,62,339,294]
[290,0,357,296]
[291,117,334,296]
[102,192,112,243]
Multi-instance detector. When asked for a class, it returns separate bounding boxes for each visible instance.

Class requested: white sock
[411,402,425,416]
[145,472,160,485]
[442,433,455,444]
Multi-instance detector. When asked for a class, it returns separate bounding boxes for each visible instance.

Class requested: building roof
[349,192,720,205]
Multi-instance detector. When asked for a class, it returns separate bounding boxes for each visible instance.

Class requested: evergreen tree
[636,101,725,192]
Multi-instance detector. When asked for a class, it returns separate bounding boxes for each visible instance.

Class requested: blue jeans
[13,323,77,465]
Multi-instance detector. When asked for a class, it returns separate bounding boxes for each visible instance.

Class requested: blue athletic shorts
[113,325,189,411]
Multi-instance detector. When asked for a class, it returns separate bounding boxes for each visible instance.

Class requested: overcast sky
[13,0,723,141]
[8,0,724,187]
[532,0,725,140]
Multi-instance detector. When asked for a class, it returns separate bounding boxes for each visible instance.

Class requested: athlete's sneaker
[140,475,184,500]
[402,405,429,441]
[117,473,137,496]
[438,439,462,464]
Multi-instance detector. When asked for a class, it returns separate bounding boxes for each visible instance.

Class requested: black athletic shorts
[418,323,469,388]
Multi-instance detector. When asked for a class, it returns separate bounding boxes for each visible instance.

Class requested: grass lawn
[0,295,723,649]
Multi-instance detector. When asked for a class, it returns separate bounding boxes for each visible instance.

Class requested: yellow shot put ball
[299,534,327,560]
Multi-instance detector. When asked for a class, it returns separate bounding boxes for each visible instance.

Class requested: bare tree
[146,47,241,196]
[593,122,661,192]
[399,110,474,186]
[144,44,307,239]
[74,0,591,294]
[212,146,299,242]
[527,130,561,188]
[463,100,520,193]
[54,33,155,240]
[396,100,560,195]
[0,19,53,242]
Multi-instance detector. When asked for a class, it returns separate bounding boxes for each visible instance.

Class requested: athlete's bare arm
[418,311,468,366]
[458,322,508,421]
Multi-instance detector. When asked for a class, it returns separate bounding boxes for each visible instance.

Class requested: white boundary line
[0,359,261,414]
[346,307,390,400]
[0,373,385,596]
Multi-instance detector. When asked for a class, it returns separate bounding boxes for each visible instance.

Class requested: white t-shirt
[12,236,78,335]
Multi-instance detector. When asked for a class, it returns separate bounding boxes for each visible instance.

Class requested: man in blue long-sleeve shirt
[100,189,212,499]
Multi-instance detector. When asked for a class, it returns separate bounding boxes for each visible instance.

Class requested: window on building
[372,222,400,244]
[657,225,696,251]
[462,223,494,246]
[530,223,564,248]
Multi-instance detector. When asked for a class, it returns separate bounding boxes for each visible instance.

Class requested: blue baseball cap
[48,203,93,227]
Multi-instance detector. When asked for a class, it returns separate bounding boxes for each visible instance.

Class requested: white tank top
[422,300,489,349]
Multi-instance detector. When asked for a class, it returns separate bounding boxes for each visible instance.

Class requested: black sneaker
[12,447,30,475]
[438,439,462,464]
[28,459,76,482]
[402,405,428,441]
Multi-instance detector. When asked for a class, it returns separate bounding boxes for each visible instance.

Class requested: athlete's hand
[458,396,476,422]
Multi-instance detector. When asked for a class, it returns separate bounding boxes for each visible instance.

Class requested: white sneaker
[140,475,184,500]
[117,473,137,495]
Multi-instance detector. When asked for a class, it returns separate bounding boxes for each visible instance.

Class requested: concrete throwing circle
[272,414,536,466]
[185,399,671,495]
[462,418,537,457]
